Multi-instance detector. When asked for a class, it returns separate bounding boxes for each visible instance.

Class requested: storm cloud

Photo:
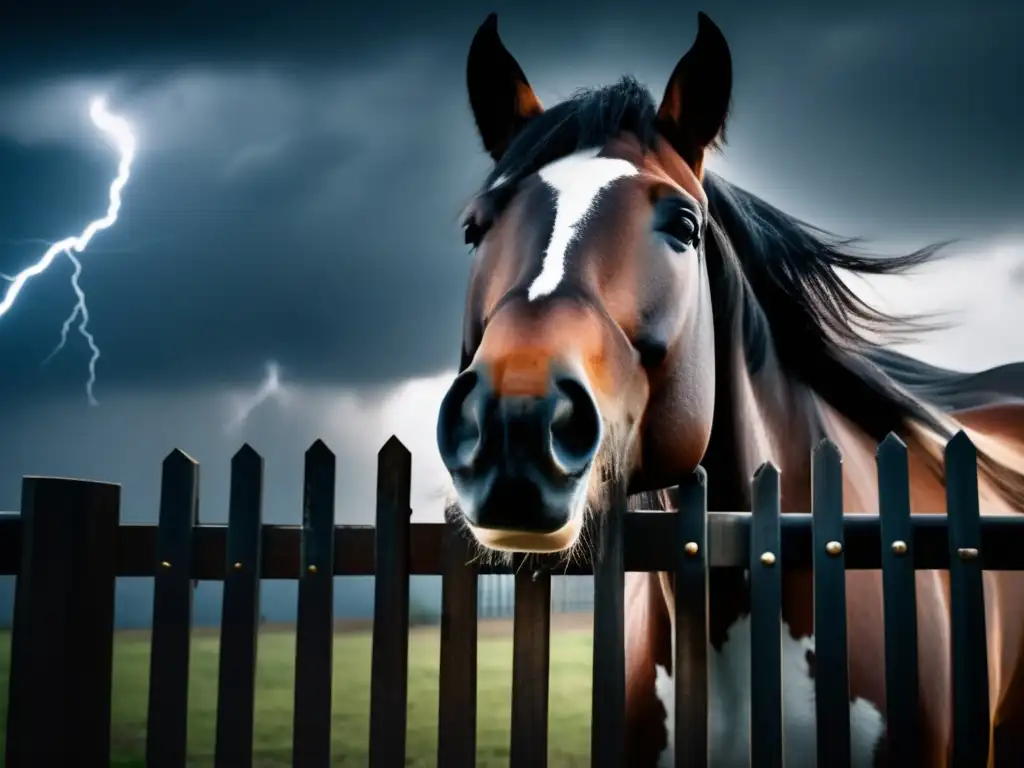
[2,0,1023,396]
[0,0,1022,624]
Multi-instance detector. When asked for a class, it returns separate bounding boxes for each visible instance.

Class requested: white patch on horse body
[654,615,884,767]
[527,148,638,301]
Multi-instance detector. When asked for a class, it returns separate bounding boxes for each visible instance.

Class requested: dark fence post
[876,434,919,765]
[675,467,709,768]
[6,476,120,767]
[369,435,412,768]
[437,525,478,768]
[812,439,852,768]
[510,561,551,768]
[749,463,783,768]
[214,444,265,767]
[147,449,201,768]
[293,439,337,768]
[945,431,990,766]
[591,480,627,768]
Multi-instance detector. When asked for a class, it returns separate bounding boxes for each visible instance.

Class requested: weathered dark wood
[292,440,337,768]
[7,477,119,767]
[369,436,413,768]
[876,434,919,766]
[437,525,478,768]
[5,513,27,768]
[591,481,627,768]
[510,563,551,768]
[4,511,1024,578]
[675,467,709,768]
[749,463,783,768]
[812,439,852,768]
[214,444,265,768]
[146,449,200,768]
[945,431,990,767]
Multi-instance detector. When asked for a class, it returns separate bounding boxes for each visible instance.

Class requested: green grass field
[0,617,596,767]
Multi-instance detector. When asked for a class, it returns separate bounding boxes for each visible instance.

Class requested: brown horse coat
[440,12,1024,766]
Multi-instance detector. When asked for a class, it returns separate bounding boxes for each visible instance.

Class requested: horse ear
[467,13,544,162]
[655,12,732,168]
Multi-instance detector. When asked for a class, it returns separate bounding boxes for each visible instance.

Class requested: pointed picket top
[752,460,780,497]
[877,433,910,495]
[231,442,264,469]
[377,435,412,517]
[305,438,335,461]
[812,438,843,479]
[944,430,979,509]
[379,434,411,462]
[160,448,199,505]
[945,429,977,464]
[813,439,843,486]
[675,464,707,520]
[162,447,198,468]
[877,431,907,460]
[814,437,842,463]
[687,464,708,488]
[812,437,843,517]
[158,447,199,528]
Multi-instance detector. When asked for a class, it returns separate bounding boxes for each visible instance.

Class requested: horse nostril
[437,370,483,471]
[549,377,601,475]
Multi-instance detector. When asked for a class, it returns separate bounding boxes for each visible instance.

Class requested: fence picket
[7,477,119,766]
[675,467,709,768]
[3,436,1023,768]
[591,481,627,768]
[510,563,551,768]
[214,444,265,767]
[437,525,479,768]
[945,431,990,766]
[292,440,337,768]
[749,462,783,768]
[369,436,413,768]
[876,433,919,765]
[147,449,200,768]
[811,439,852,768]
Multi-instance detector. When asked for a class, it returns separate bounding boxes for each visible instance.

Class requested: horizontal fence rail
[3,511,1024,577]
[1,430,1022,767]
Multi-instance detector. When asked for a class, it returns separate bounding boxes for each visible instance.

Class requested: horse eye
[655,207,701,253]
[463,219,490,248]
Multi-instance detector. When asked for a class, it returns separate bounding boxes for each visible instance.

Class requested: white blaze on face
[527,148,639,301]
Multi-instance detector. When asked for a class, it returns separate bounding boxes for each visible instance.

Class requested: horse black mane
[487,76,1024,503]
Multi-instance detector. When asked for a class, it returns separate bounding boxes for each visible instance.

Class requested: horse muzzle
[436,363,602,550]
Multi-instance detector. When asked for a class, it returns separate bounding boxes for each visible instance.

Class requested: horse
[435,12,1024,767]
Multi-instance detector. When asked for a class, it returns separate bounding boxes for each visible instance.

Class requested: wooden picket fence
[1,430,1022,766]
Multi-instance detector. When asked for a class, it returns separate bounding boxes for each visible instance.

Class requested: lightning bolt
[41,253,100,404]
[226,361,290,432]
[0,97,136,405]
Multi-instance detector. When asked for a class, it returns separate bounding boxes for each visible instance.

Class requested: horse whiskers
[441,415,641,571]
[555,416,642,568]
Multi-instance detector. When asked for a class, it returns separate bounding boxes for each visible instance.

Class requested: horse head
[436,13,731,554]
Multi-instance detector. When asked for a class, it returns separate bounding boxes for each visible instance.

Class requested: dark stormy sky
[0,0,1021,623]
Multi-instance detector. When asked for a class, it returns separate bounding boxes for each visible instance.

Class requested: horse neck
[701,312,823,515]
